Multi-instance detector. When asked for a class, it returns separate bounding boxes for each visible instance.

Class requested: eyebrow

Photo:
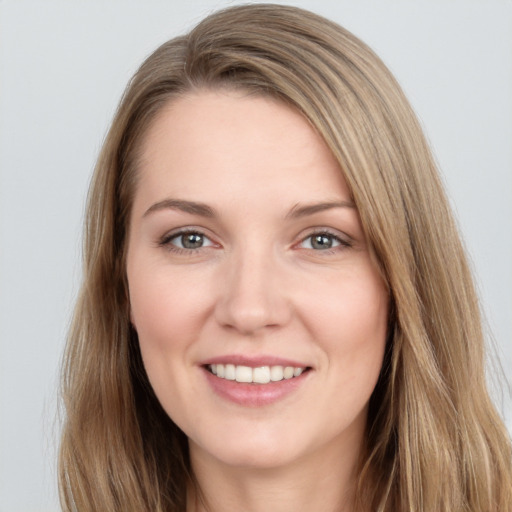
[286,200,356,219]
[143,199,216,218]
[143,198,355,219]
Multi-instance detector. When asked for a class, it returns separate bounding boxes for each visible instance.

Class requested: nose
[214,247,291,335]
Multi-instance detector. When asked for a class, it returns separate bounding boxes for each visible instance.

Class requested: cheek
[127,266,212,393]
[130,279,180,346]
[127,261,222,416]
[129,262,206,341]
[302,266,388,377]
[127,266,210,417]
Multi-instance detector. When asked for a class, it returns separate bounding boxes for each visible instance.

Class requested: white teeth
[253,366,271,384]
[235,365,253,383]
[270,366,284,381]
[225,364,236,380]
[283,366,294,379]
[209,364,306,384]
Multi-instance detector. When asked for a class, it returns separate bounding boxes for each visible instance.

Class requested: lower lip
[203,367,310,407]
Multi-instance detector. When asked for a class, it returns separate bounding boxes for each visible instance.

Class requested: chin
[189,427,303,470]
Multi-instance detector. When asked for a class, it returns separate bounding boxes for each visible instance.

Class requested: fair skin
[126,90,388,512]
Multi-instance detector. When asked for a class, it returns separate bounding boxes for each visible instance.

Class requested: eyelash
[158,228,352,255]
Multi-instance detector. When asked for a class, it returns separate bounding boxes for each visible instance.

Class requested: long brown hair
[59,4,512,511]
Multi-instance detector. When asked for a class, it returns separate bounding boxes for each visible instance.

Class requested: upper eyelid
[161,227,213,240]
[297,227,351,242]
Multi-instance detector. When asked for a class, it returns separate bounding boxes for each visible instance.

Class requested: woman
[58,4,512,511]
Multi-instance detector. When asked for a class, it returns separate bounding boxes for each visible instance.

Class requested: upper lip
[199,354,310,368]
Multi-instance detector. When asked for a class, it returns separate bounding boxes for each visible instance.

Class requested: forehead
[133,90,351,214]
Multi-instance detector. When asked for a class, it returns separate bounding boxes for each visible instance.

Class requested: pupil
[182,233,203,249]
[312,234,332,250]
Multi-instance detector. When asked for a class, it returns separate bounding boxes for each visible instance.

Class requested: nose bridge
[215,242,289,334]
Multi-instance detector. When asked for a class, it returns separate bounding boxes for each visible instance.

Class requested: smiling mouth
[207,364,309,384]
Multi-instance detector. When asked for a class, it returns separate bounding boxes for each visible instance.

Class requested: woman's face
[126,90,389,471]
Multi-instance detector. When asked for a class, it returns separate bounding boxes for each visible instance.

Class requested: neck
[186,433,365,512]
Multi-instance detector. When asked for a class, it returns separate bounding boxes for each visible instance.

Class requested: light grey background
[1,1,510,510]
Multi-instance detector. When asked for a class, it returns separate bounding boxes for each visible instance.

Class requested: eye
[299,232,348,251]
[163,230,215,250]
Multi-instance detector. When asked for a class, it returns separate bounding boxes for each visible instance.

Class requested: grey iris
[182,233,204,249]
[311,234,333,250]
